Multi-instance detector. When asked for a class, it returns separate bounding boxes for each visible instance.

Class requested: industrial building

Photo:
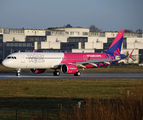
[0,26,143,64]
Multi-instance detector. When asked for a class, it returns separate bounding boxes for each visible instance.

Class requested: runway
[0,72,143,79]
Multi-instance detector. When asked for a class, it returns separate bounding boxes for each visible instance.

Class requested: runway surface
[0,72,143,79]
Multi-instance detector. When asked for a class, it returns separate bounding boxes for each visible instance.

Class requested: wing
[74,58,115,68]
[59,58,118,68]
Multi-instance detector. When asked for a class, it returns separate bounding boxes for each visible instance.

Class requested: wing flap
[89,63,98,67]
[75,59,112,65]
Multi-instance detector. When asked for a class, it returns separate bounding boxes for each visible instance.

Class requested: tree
[136,29,142,33]
[89,25,102,32]
[124,29,133,33]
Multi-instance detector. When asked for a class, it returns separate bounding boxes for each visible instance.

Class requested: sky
[0,0,143,31]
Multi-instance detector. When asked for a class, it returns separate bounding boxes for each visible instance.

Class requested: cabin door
[21,56,25,63]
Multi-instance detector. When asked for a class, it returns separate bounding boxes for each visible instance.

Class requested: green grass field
[0,78,143,119]
[0,78,143,99]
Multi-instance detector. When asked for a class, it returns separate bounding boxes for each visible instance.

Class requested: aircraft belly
[49,59,62,68]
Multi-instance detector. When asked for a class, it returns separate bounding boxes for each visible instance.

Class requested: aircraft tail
[106,30,125,55]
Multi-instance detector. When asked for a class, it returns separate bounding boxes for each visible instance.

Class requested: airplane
[2,30,132,76]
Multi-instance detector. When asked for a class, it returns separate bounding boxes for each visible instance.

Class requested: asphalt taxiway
[0,72,143,79]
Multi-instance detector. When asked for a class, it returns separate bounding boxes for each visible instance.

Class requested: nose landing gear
[16,69,21,76]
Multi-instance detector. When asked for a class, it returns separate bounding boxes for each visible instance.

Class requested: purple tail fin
[106,30,125,55]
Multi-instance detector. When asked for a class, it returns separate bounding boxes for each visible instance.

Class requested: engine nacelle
[61,64,77,74]
[30,69,46,74]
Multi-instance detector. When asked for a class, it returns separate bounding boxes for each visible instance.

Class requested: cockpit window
[7,56,17,59]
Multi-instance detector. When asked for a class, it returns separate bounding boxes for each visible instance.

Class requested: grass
[0,78,143,119]
[0,78,143,99]
[58,95,143,120]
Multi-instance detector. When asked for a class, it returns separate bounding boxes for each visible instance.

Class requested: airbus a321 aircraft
[2,30,131,76]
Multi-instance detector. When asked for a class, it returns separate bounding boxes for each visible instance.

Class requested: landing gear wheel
[16,72,20,76]
[16,69,21,76]
[53,71,60,76]
[74,71,81,76]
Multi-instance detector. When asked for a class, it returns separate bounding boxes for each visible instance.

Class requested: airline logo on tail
[106,30,124,55]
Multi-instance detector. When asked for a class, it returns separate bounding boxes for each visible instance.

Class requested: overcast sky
[0,0,143,31]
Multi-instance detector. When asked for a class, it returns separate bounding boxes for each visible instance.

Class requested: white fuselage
[2,52,64,69]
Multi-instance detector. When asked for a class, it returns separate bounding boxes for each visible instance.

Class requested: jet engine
[61,64,77,74]
[30,69,46,74]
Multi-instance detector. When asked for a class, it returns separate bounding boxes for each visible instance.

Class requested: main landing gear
[16,68,21,76]
[53,70,81,76]
[74,71,81,76]
[53,70,60,76]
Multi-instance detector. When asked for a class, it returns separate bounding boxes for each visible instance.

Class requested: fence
[0,97,85,119]
[0,106,73,120]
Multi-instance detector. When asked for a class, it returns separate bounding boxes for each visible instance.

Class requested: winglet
[128,49,134,58]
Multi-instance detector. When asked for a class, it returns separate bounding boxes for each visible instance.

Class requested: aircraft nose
[2,60,7,67]
[2,59,12,67]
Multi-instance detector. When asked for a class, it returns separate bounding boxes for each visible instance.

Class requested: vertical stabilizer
[106,30,125,55]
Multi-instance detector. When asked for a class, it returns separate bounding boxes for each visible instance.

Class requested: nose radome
[2,60,12,68]
[2,60,6,66]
